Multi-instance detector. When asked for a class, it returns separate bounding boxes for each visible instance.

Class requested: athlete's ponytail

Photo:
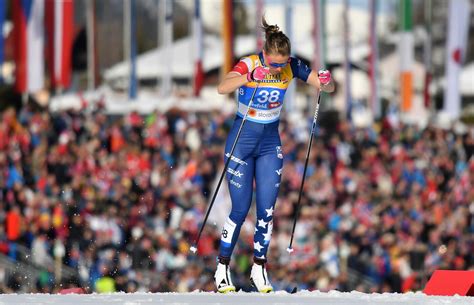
[261,16,291,56]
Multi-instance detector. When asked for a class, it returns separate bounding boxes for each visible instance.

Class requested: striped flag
[222,0,234,77]
[368,0,380,118]
[444,0,470,119]
[193,0,204,97]
[398,0,413,113]
[12,0,45,93]
[45,0,74,90]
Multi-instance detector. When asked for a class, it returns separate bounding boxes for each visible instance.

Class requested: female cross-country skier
[214,16,335,293]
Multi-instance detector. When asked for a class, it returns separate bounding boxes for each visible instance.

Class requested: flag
[222,0,234,77]
[343,0,352,120]
[193,0,204,97]
[0,0,5,83]
[12,0,45,93]
[161,0,173,96]
[256,0,263,51]
[368,0,380,118]
[45,0,74,90]
[444,0,470,119]
[398,0,413,113]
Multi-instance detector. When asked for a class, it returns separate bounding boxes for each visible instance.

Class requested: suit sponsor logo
[256,109,280,118]
[225,153,248,166]
[230,179,242,188]
[228,168,244,178]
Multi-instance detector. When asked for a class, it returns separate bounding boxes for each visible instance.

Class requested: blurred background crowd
[0,104,472,293]
[0,0,473,296]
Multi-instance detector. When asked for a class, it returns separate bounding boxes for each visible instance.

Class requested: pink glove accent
[247,66,269,82]
[318,69,331,85]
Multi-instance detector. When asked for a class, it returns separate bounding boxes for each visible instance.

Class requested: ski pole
[287,90,322,254]
[190,81,261,253]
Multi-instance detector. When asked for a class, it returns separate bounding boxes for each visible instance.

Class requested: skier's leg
[215,120,257,292]
[219,154,254,259]
[218,119,257,260]
[251,142,283,292]
[254,145,282,260]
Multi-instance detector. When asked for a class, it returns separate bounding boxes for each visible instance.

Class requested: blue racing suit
[219,52,311,261]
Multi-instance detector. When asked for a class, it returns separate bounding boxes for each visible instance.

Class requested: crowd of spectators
[0,103,473,293]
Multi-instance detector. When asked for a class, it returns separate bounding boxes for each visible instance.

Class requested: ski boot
[250,263,273,293]
[214,262,236,293]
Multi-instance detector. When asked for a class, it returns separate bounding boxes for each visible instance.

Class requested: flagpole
[124,0,130,98]
[256,0,263,51]
[423,0,433,114]
[321,0,327,68]
[284,0,295,112]
[343,0,352,120]
[320,0,332,109]
[369,0,380,119]
[193,0,204,97]
[311,0,321,115]
[129,0,137,100]
[157,0,163,93]
[161,0,173,97]
[311,0,322,72]
[86,0,95,91]
[54,0,62,94]
[0,0,4,85]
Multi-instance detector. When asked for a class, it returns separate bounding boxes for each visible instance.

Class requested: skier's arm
[217,67,269,94]
[217,72,248,94]
[306,70,335,93]
[218,56,271,94]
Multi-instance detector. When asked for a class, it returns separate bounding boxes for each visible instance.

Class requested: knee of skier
[228,210,247,226]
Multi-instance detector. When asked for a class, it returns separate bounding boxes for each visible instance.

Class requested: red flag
[46,0,74,89]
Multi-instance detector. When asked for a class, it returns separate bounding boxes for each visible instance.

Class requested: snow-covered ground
[0,291,473,305]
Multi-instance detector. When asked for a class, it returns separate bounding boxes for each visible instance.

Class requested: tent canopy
[103,34,370,82]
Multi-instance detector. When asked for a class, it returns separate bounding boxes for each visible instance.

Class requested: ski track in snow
[0,291,473,305]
